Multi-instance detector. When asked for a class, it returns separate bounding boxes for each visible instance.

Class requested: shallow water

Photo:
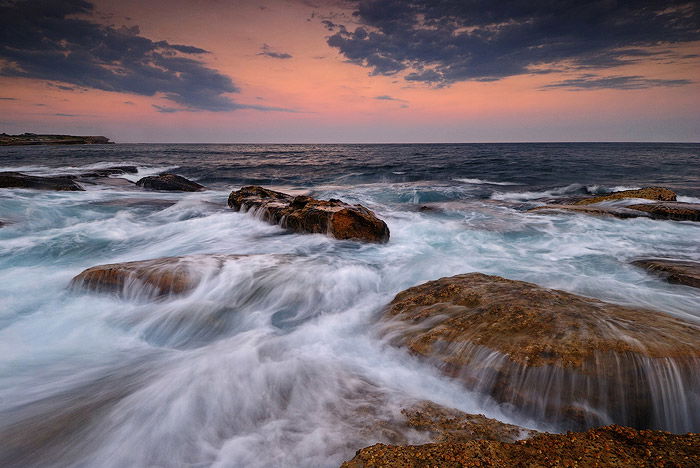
[1,143,699,467]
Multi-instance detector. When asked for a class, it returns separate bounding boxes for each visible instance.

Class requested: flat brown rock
[228,186,390,243]
[574,187,676,205]
[381,273,700,430]
[340,425,700,468]
[399,401,535,444]
[628,202,700,222]
[70,254,250,298]
[633,259,700,289]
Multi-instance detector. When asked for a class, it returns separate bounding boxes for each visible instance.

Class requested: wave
[454,178,519,186]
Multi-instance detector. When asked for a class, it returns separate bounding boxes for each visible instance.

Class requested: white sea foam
[454,178,519,186]
[0,175,699,467]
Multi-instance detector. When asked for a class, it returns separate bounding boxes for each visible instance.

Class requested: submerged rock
[0,172,84,191]
[528,203,650,219]
[628,202,700,222]
[228,186,390,243]
[70,254,248,298]
[340,425,700,468]
[79,166,138,178]
[633,258,700,289]
[574,187,676,205]
[380,273,700,431]
[136,174,205,192]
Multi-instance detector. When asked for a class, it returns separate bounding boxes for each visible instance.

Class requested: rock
[228,186,390,243]
[628,202,700,222]
[633,259,700,289]
[398,401,536,444]
[70,254,248,298]
[340,425,700,468]
[0,133,113,146]
[574,187,676,205]
[528,204,650,219]
[136,174,204,192]
[0,172,84,191]
[79,166,138,178]
[380,273,700,430]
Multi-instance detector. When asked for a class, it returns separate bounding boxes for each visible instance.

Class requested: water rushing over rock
[380,273,700,431]
[70,254,263,299]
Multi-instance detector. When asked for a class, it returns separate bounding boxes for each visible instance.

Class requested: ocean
[1,143,699,467]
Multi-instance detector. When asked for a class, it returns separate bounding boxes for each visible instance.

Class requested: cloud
[374,94,407,103]
[258,44,293,59]
[54,113,79,117]
[153,102,300,114]
[325,1,700,88]
[0,97,17,100]
[541,75,693,91]
[0,0,243,111]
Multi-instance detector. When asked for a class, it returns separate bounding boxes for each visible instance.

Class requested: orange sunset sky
[1,0,699,142]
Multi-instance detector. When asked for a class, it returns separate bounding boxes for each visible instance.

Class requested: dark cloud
[542,74,693,91]
[54,113,79,117]
[374,94,406,102]
[0,0,239,111]
[0,97,17,100]
[325,0,700,89]
[258,44,293,59]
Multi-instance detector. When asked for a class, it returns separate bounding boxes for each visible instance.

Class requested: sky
[0,0,699,143]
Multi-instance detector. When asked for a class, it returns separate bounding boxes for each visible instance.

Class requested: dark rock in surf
[0,172,84,191]
[70,254,248,298]
[136,173,205,192]
[633,258,700,289]
[228,186,390,243]
[574,186,676,205]
[340,425,700,468]
[628,202,700,222]
[79,166,138,178]
[528,203,650,219]
[380,273,700,430]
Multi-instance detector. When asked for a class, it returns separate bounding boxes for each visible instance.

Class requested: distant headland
[0,133,113,146]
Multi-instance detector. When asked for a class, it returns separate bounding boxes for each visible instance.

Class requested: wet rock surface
[380,273,700,430]
[528,203,651,219]
[397,401,536,444]
[228,186,390,243]
[136,173,205,192]
[574,187,676,205]
[0,172,84,191]
[78,166,138,178]
[633,259,700,289]
[71,254,248,298]
[340,425,700,468]
[628,202,700,222]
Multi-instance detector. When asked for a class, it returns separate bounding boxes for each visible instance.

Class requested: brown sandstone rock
[136,173,205,192]
[0,172,84,191]
[380,273,700,430]
[228,186,390,243]
[574,187,676,205]
[398,401,536,444]
[633,259,700,289]
[340,425,700,468]
[70,254,248,298]
[628,202,700,222]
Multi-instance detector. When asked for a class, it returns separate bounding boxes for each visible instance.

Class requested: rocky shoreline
[0,133,112,146]
[4,174,700,465]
